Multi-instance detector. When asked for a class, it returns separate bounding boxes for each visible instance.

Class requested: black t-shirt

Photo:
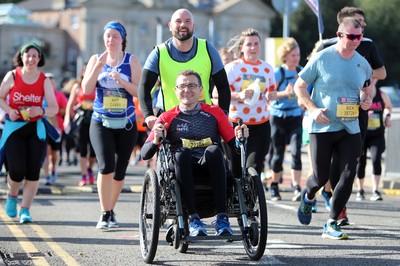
[316,37,384,69]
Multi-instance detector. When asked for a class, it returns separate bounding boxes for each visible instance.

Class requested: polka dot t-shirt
[225,58,276,125]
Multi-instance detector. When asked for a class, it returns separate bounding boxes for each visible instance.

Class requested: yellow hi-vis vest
[158,39,212,111]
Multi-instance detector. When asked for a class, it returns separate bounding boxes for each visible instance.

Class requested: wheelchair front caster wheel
[249,221,259,246]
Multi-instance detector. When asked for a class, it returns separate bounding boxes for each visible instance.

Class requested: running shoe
[321,189,332,211]
[356,189,365,201]
[44,175,52,186]
[297,189,315,225]
[88,176,95,184]
[370,190,383,201]
[5,194,18,218]
[213,214,233,236]
[337,207,350,227]
[312,200,318,213]
[189,218,208,236]
[322,221,348,240]
[78,177,87,187]
[19,208,33,224]
[292,185,301,202]
[270,183,281,201]
[50,172,58,183]
[96,211,110,229]
[88,169,95,184]
[108,210,119,228]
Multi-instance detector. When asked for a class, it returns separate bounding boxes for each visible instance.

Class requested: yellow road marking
[130,185,142,193]
[30,224,80,266]
[0,205,49,266]
[0,205,79,266]
[384,189,400,196]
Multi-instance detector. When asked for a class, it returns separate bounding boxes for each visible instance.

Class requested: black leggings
[174,145,227,215]
[307,131,361,220]
[89,120,137,180]
[227,122,270,177]
[5,122,47,182]
[330,109,368,187]
[270,115,302,172]
[356,133,385,178]
[78,123,95,157]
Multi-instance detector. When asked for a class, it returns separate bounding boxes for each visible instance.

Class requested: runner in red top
[0,42,58,224]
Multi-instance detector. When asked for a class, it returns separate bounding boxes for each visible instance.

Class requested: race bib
[181,137,213,149]
[103,89,127,113]
[336,97,359,121]
[367,113,381,130]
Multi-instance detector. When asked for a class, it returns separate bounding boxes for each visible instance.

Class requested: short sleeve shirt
[300,46,372,134]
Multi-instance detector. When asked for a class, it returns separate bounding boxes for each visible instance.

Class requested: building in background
[0,0,275,81]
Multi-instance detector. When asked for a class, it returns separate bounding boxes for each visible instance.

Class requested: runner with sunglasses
[316,6,386,226]
[294,17,372,240]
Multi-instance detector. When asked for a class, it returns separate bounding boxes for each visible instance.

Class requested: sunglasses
[339,32,363,41]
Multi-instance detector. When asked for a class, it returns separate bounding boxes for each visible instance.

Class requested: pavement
[0,151,399,197]
[0,162,148,196]
[271,151,400,197]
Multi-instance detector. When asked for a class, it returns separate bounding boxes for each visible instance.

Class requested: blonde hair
[277,38,299,63]
[218,47,231,56]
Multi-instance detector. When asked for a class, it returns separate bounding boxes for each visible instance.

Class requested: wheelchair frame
[139,132,268,263]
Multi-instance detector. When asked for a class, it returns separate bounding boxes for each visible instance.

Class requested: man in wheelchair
[141,70,248,237]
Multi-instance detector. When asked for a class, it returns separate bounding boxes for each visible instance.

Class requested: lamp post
[156,17,162,45]
[272,0,300,38]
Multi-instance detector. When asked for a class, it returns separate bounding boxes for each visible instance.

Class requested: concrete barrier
[384,109,400,178]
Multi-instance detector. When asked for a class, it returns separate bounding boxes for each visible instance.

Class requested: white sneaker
[370,191,383,201]
[108,211,119,228]
[96,212,110,229]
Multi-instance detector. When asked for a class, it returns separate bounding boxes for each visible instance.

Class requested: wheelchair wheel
[242,167,268,261]
[139,169,161,263]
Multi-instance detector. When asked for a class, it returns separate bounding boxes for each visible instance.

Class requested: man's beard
[173,29,193,41]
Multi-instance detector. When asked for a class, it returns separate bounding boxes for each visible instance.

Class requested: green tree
[0,0,25,3]
[353,0,400,86]
[263,0,399,87]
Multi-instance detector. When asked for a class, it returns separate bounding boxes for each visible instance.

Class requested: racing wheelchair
[139,125,268,263]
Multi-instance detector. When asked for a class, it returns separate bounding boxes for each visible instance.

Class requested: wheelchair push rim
[139,169,161,263]
[241,167,268,261]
